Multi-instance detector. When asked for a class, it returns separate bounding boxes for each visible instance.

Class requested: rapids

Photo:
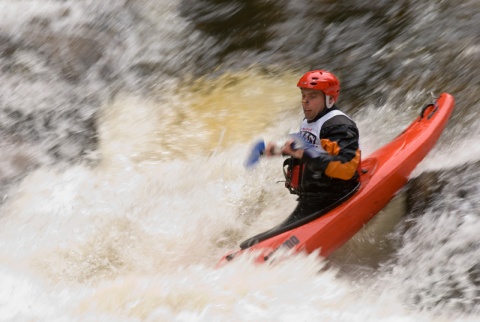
[0,0,479,321]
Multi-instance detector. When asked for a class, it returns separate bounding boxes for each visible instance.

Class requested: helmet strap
[326,95,335,109]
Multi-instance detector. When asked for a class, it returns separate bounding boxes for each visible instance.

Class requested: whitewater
[0,1,479,321]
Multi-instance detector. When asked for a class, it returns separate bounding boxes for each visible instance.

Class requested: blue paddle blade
[244,140,266,168]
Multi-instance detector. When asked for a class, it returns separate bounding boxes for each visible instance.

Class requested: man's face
[300,88,326,121]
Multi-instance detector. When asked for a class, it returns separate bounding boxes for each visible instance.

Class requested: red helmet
[297,70,340,103]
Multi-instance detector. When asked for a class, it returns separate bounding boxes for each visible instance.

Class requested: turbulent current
[0,0,479,321]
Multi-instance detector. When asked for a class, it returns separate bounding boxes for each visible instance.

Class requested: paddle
[244,133,326,168]
[244,140,266,168]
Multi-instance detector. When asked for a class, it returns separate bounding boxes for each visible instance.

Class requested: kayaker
[266,70,361,227]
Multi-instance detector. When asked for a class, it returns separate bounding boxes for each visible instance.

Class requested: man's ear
[326,95,335,109]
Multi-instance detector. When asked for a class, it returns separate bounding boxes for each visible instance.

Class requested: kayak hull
[219,93,455,266]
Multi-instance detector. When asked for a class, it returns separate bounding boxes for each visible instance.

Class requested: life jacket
[283,157,306,195]
[283,109,361,196]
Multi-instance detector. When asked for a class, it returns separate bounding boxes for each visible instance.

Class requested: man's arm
[303,123,360,180]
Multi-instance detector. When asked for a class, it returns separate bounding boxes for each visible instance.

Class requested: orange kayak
[218,93,455,266]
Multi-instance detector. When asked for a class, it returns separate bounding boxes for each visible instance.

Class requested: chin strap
[326,95,335,109]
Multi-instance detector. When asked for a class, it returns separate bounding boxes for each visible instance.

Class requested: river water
[0,0,479,321]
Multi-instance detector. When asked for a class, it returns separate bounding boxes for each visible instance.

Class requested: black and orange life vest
[283,107,361,196]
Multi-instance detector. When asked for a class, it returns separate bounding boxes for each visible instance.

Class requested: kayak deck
[239,182,360,249]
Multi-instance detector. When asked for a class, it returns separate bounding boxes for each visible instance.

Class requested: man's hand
[265,139,304,159]
[281,139,304,159]
[265,142,280,157]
